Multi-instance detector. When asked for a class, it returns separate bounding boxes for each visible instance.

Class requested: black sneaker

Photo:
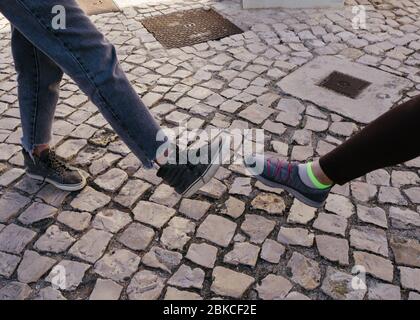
[157,135,228,198]
[23,149,87,191]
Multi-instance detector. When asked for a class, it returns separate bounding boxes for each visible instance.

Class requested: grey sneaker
[23,149,87,191]
[244,154,331,208]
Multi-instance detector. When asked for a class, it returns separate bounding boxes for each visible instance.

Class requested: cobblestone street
[0,0,420,300]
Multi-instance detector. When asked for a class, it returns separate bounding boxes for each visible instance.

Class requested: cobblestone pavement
[1,0,420,300]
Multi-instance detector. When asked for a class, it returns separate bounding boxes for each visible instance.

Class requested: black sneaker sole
[182,133,228,198]
[245,164,325,208]
[26,171,87,192]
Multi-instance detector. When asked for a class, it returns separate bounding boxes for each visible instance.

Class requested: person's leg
[245,94,420,207]
[11,27,63,156]
[319,94,420,185]
[0,0,224,196]
[0,0,162,168]
[11,27,87,190]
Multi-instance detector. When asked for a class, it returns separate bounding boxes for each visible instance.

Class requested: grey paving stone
[186,242,218,269]
[0,167,24,187]
[46,260,90,291]
[316,235,349,265]
[399,267,420,292]
[55,139,87,160]
[57,211,92,231]
[391,170,420,188]
[238,104,275,125]
[70,186,111,212]
[200,178,227,198]
[89,153,121,176]
[277,227,314,247]
[118,222,155,251]
[287,200,317,224]
[34,225,76,253]
[241,214,276,244]
[260,239,285,263]
[390,236,420,268]
[224,242,260,267]
[353,251,394,282]
[178,199,211,221]
[69,229,113,263]
[356,205,388,229]
[127,270,165,300]
[94,249,140,282]
[287,252,321,290]
[256,274,293,300]
[168,264,205,289]
[378,186,408,205]
[389,206,420,229]
[313,212,348,236]
[117,153,142,175]
[211,266,254,299]
[149,184,181,207]
[321,267,366,300]
[33,287,66,300]
[366,169,390,186]
[115,179,151,208]
[0,224,37,254]
[17,250,56,284]
[133,201,176,228]
[37,184,71,207]
[368,283,401,300]
[142,246,183,273]
[0,281,32,300]
[164,287,202,300]
[159,216,195,250]
[404,187,420,204]
[0,192,31,223]
[408,291,420,300]
[18,202,57,225]
[90,279,123,300]
[351,182,377,202]
[14,177,43,194]
[0,251,21,277]
[142,92,162,107]
[325,194,355,218]
[197,214,237,247]
[285,291,311,300]
[94,168,128,192]
[220,196,245,218]
[92,209,131,233]
[350,226,389,257]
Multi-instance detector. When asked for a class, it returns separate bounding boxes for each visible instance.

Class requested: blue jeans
[0,0,165,168]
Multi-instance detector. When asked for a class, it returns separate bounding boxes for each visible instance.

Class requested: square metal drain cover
[319,71,371,99]
[141,8,243,48]
[77,0,120,16]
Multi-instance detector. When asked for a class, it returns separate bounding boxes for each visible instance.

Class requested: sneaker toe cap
[66,170,85,185]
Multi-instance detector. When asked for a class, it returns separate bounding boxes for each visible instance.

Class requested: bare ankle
[312,161,333,185]
[33,144,50,157]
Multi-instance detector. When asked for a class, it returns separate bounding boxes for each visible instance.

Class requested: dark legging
[320,94,420,185]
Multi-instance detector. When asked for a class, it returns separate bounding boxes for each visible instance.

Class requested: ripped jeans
[0,0,166,168]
